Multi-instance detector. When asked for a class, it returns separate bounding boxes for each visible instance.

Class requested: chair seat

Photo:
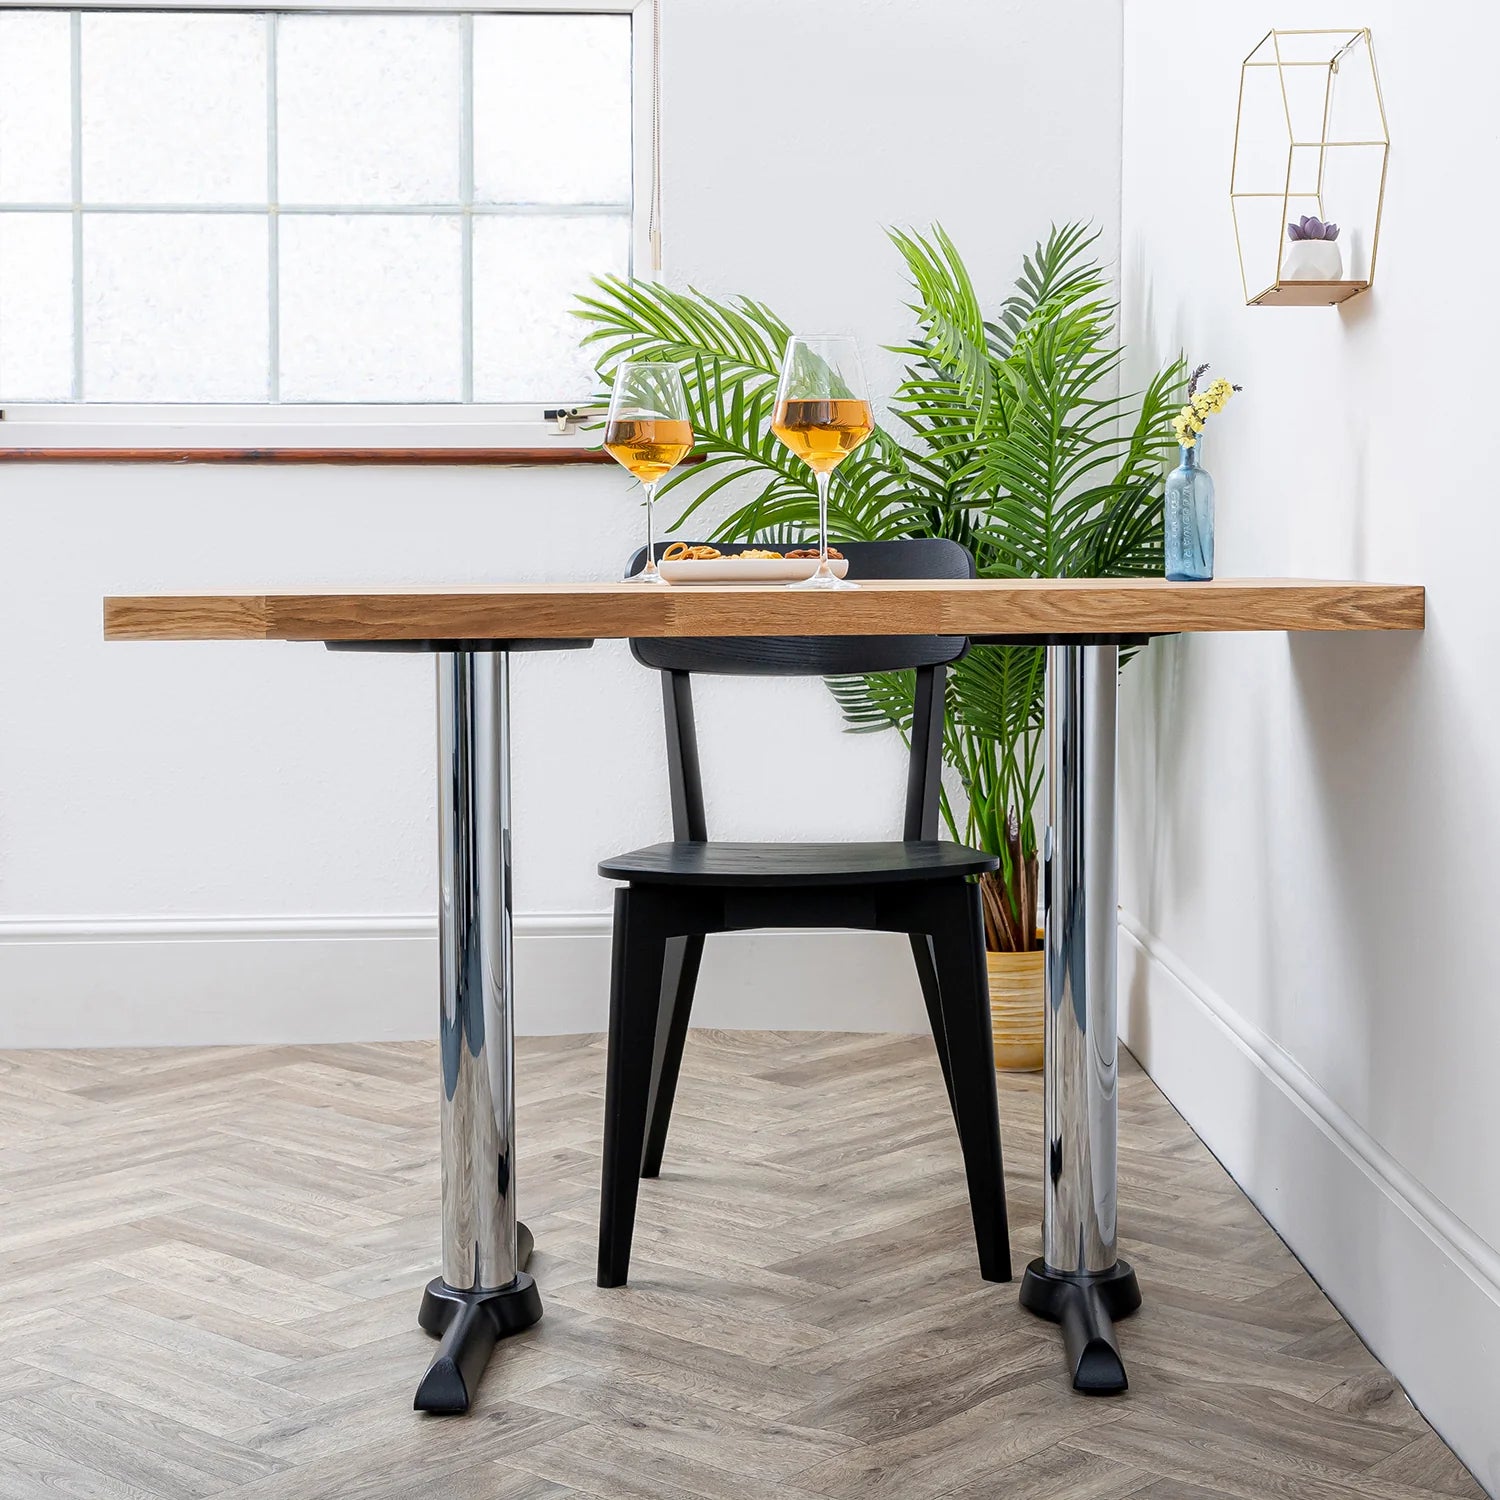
[599,839,998,888]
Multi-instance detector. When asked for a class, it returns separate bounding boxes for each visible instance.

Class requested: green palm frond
[827,670,915,736]
[572,225,1183,950]
[575,275,789,388]
[889,225,996,423]
[987,222,1110,360]
[949,645,1046,745]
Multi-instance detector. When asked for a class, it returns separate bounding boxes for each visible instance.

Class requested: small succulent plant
[1287,214,1340,242]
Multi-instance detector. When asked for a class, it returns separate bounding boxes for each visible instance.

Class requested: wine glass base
[787,569,858,591]
[629,569,671,585]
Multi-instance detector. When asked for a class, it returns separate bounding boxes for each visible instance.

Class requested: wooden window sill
[0,447,619,465]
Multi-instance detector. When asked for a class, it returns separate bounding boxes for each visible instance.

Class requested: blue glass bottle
[1164,437,1215,581]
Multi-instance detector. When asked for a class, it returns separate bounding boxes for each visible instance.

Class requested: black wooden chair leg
[928,881,1013,1284]
[909,931,960,1130]
[642,932,704,1179]
[598,888,668,1288]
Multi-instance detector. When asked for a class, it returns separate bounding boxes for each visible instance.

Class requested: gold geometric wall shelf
[1231,28,1389,307]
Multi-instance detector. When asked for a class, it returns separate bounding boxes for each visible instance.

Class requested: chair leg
[642,933,704,1179]
[598,887,669,1288]
[908,933,959,1130]
[927,881,1013,1284]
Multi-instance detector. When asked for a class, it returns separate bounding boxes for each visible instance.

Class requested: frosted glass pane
[83,214,268,400]
[0,13,72,203]
[278,16,460,206]
[473,214,628,402]
[0,214,73,400]
[81,14,266,204]
[278,215,461,401]
[473,16,631,205]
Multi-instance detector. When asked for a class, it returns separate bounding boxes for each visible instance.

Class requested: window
[0,3,639,431]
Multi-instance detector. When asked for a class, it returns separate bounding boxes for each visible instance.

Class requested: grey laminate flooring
[0,1032,1483,1499]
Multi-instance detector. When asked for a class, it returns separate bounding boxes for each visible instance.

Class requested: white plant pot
[1281,237,1343,281]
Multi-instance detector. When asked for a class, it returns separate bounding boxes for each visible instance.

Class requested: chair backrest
[625,538,974,843]
[625,538,974,676]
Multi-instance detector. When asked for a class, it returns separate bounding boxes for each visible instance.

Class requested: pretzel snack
[661,543,723,561]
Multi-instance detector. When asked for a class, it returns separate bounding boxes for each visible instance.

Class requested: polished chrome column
[436,649,517,1292]
[416,648,540,1414]
[1021,640,1137,1394]
[1042,642,1119,1274]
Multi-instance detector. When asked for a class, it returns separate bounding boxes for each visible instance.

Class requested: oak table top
[103,577,1425,643]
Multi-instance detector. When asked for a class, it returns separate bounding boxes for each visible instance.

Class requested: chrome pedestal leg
[1020,643,1140,1394]
[415,650,542,1414]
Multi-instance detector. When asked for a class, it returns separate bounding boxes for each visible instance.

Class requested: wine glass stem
[643,481,658,577]
[816,470,831,569]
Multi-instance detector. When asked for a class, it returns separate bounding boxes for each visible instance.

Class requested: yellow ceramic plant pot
[987,948,1045,1072]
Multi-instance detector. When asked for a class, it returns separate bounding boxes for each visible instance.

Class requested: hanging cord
[647,0,663,273]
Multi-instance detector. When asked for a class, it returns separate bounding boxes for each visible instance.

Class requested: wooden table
[104,577,1424,1406]
[103,576,1422,643]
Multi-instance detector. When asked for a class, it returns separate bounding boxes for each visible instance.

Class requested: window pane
[0,9,634,407]
[81,13,266,205]
[278,16,461,206]
[0,214,73,400]
[473,213,628,402]
[0,12,72,203]
[473,15,631,206]
[279,215,461,401]
[83,214,268,400]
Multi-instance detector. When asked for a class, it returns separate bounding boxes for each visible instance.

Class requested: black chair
[595,538,1012,1289]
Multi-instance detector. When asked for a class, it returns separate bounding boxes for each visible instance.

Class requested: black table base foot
[1019,1257,1140,1395]
[414,1223,541,1414]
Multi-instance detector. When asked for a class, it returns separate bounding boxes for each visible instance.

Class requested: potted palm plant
[575,225,1183,1070]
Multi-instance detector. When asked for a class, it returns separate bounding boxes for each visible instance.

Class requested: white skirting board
[0,913,930,1049]
[1119,915,1500,1497]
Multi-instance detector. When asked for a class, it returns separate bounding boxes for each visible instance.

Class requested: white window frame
[0,0,656,453]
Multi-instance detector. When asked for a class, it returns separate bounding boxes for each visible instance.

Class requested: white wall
[1118,1,1498,1487]
[0,0,1124,1045]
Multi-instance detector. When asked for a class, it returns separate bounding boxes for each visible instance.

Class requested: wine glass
[604,362,694,585]
[771,335,874,590]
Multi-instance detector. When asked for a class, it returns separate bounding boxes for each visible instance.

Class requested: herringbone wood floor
[0,1032,1483,1500]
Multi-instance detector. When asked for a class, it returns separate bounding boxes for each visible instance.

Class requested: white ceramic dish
[657,557,850,586]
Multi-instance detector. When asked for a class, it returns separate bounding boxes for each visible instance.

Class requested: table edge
[102,579,1427,643]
